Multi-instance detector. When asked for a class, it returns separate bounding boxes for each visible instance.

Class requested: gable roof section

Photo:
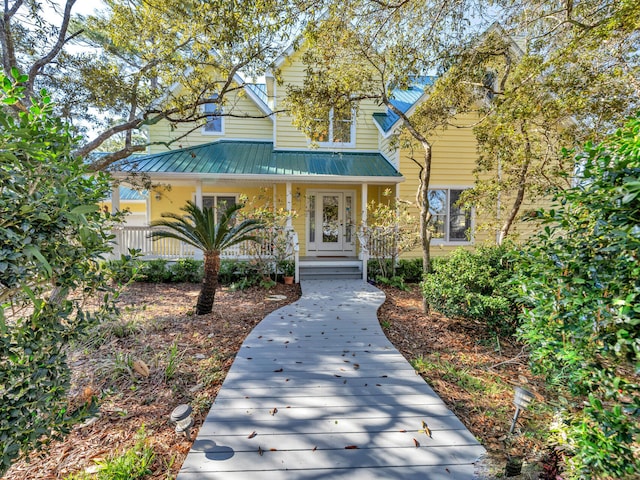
[373,77,436,134]
[114,140,402,184]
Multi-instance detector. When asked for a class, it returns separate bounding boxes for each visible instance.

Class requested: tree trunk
[498,128,532,244]
[196,251,220,315]
[418,142,433,313]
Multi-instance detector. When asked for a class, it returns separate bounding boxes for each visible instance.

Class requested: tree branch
[26,0,78,99]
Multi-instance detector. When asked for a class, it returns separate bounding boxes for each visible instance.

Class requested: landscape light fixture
[509,386,535,434]
[170,404,194,440]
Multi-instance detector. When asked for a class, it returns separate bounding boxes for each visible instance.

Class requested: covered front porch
[109,140,404,281]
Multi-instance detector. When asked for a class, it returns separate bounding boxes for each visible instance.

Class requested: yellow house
[109,46,502,279]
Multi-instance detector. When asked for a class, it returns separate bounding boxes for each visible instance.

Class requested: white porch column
[195,182,203,209]
[111,185,120,213]
[361,183,368,227]
[361,183,368,282]
[286,182,293,228]
[273,183,277,212]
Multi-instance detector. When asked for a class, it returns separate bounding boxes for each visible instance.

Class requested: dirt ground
[5,282,552,479]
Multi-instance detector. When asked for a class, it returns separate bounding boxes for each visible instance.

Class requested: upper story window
[429,189,472,243]
[203,95,223,134]
[311,107,355,147]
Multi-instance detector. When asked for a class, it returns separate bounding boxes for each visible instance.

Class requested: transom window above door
[310,107,355,147]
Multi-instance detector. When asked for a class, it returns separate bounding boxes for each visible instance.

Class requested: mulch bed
[6,282,551,479]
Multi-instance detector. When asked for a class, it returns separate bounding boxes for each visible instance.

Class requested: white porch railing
[111,226,275,260]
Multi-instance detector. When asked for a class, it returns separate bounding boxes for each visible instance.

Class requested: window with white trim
[203,95,223,134]
[202,195,236,221]
[428,189,472,242]
[311,107,355,146]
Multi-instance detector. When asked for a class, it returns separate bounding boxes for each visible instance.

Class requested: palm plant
[150,201,262,315]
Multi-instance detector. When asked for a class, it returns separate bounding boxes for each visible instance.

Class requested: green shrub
[138,259,171,282]
[169,258,203,283]
[396,258,423,283]
[0,74,119,474]
[105,250,141,283]
[421,243,520,335]
[517,116,640,478]
[218,259,261,286]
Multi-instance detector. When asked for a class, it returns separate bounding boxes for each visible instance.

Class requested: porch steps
[299,258,363,280]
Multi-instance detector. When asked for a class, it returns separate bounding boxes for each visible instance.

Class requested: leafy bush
[0,73,120,474]
[517,115,640,478]
[421,243,520,335]
[105,250,141,283]
[138,259,171,282]
[396,258,423,283]
[169,258,203,283]
[218,259,260,286]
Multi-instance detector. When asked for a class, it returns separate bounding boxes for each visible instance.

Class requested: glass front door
[308,191,355,254]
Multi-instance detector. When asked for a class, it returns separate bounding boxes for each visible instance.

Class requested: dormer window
[203,95,223,134]
[311,107,355,147]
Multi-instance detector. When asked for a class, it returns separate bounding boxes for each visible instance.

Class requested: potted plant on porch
[280,260,295,285]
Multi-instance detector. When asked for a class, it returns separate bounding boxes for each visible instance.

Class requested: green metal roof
[116,141,402,180]
[104,186,147,201]
[373,78,435,133]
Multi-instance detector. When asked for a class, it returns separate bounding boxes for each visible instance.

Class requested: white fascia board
[232,73,274,119]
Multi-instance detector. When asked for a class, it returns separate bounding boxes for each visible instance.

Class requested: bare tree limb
[26,0,78,99]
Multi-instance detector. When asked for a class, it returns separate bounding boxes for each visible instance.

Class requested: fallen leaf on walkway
[422,421,432,438]
[312,446,317,452]
[345,445,359,449]
[273,368,283,372]
[270,407,278,415]
[413,438,420,447]
[248,431,257,439]
[270,448,277,451]
[258,446,263,456]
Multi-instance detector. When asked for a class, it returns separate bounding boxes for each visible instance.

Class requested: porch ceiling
[112,140,403,183]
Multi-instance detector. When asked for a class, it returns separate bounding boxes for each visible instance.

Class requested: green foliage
[421,243,521,336]
[375,275,410,291]
[2,1,305,166]
[139,259,171,283]
[93,427,155,479]
[0,75,120,474]
[395,259,424,283]
[105,250,142,283]
[218,260,260,287]
[169,258,203,283]
[150,202,262,314]
[368,258,423,284]
[517,115,640,478]
[361,192,420,279]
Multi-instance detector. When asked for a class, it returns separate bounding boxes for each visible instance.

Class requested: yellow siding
[147,89,273,154]
[275,49,385,151]
[101,200,146,214]
[150,185,267,221]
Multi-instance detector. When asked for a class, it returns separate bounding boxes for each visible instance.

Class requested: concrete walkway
[177,280,486,479]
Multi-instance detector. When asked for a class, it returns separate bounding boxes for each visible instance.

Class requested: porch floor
[177,280,485,479]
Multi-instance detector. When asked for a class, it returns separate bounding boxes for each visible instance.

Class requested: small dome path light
[170,404,194,441]
[509,386,535,434]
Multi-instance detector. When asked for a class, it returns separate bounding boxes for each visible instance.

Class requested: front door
[308,191,355,255]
